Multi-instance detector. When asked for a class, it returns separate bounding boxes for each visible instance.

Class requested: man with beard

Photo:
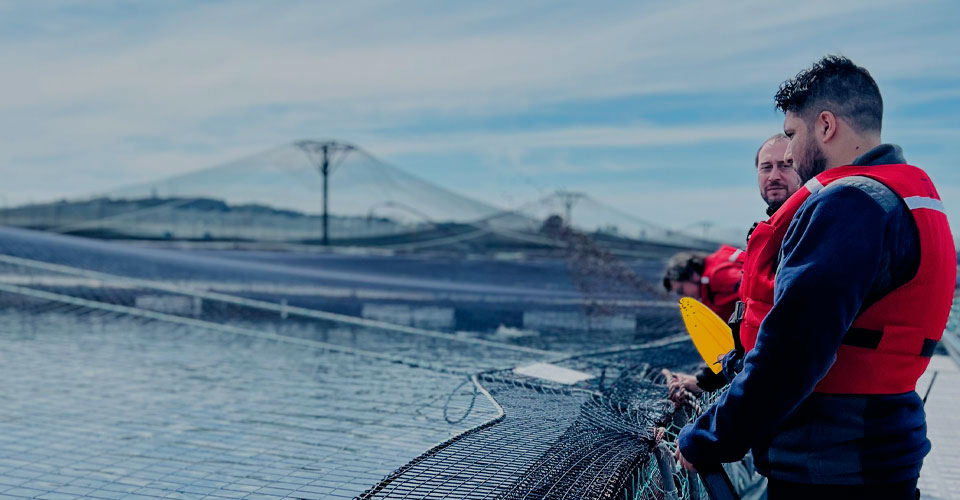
[661,135,801,500]
[755,133,801,216]
[664,133,801,394]
[676,55,955,500]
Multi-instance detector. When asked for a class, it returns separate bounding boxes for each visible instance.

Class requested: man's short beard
[797,136,828,184]
[761,190,785,211]
[765,199,785,214]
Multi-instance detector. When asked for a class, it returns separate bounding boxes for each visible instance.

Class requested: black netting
[360,342,703,500]
[1,143,712,252]
[0,224,723,499]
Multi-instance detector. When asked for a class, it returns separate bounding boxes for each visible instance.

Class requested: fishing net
[0,142,712,254]
[359,341,704,500]
[0,224,724,500]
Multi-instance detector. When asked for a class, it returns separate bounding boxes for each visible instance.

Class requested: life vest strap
[920,338,939,357]
[839,327,937,357]
[841,328,882,349]
[732,300,746,323]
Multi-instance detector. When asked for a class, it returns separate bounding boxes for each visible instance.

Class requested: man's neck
[826,136,882,169]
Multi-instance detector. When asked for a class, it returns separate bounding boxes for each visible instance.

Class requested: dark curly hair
[662,251,707,291]
[775,55,883,133]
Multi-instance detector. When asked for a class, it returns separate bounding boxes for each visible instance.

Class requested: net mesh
[0,142,713,252]
[0,224,727,500]
[358,342,711,500]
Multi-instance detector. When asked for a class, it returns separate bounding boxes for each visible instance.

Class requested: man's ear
[818,111,839,143]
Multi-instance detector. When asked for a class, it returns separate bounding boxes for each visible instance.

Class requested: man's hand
[675,445,698,473]
[668,372,702,395]
[661,369,703,409]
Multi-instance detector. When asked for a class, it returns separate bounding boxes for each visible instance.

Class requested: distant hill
[106,139,508,225]
[0,139,717,253]
[0,139,532,243]
[0,194,710,258]
[0,195,403,241]
[508,191,717,249]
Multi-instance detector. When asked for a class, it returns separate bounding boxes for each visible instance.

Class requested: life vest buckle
[731,300,746,324]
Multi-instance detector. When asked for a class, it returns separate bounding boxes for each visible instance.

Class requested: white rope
[0,253,558,357]
[0,281,476,375]
[473,374,504,420]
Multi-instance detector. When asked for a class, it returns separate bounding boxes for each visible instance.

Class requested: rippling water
[0,310,506,499]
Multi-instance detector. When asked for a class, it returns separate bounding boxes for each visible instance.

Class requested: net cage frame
[357,343,726,500]
[0,227,735,500]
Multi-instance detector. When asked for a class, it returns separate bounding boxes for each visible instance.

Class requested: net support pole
[322,144,330,246]
[653,442,680,500]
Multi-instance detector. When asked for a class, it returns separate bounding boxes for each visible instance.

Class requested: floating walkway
[918,354,960,500]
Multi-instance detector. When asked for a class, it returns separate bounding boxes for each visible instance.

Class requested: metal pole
[653,442,680,500]
[322,145,329,246]
[295,140,354,246]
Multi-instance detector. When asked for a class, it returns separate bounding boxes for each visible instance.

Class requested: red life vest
[739,164,955,394]
[700,244,745,321]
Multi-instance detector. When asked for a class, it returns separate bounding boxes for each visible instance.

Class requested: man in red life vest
[662,134,801,319]
[677,55,955,500]
[662,134,802,500]
[663,134,801,394]
[662,245,744,321]
[756,134,801,219]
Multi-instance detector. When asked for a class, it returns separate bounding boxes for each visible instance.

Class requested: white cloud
[0,0,957,229]
[4,0,943,118]
[360,122,775,157]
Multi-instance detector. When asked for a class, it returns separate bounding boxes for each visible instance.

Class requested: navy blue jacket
[678,145,929,484]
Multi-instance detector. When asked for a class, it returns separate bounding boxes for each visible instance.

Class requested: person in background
[661,134,802,500]
[662,245,744,321]
[664,133,802,394]
[755,133,801,216]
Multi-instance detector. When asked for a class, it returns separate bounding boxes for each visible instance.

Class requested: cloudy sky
[1,0,959,238]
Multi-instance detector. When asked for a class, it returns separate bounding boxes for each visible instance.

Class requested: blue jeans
[722,453,767,500]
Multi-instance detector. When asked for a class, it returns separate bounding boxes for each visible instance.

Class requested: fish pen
[0,225,741,500]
